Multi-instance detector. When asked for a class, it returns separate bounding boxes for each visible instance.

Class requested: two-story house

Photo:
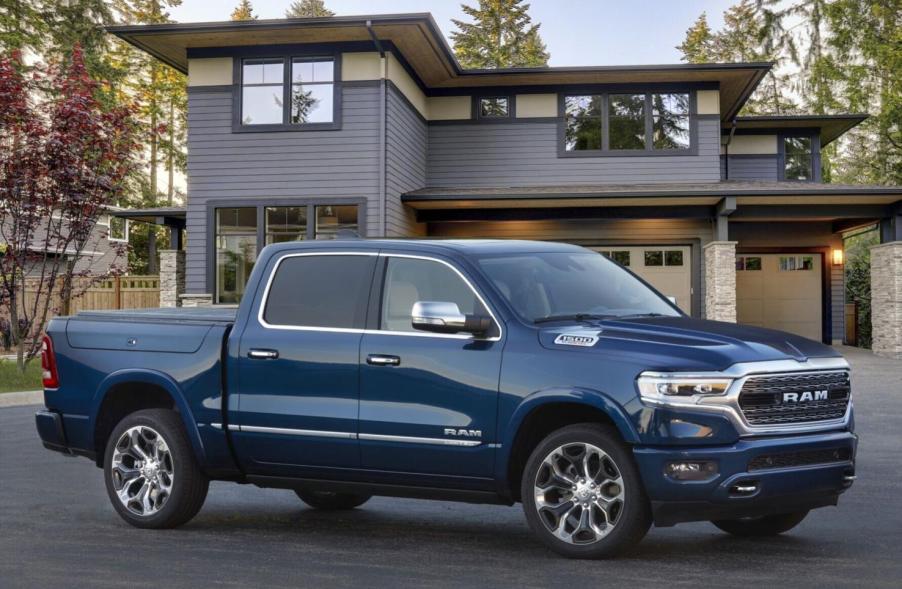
[109,13,902,358]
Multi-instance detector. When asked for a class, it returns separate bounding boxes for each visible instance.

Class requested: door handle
[367,354,400,366]
[248,349,279,360]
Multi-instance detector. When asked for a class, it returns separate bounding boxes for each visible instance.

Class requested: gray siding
[721,155,779,181]
[427,218,712,318]
[426,118,721,187]
[185,85,382,293]
[384,84,426,237]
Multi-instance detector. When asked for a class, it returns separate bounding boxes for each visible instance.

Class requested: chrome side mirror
[411,301,491,336]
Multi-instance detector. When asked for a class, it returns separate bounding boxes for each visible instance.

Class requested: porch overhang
[403,182,902,227]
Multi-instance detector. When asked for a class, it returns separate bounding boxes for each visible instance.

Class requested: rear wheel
[520,423,651,559]
[103,409,209,529]
[712,510,809,536]
[294,490,371,510]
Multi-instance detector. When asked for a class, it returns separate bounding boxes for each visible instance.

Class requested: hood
[538,316,841,373]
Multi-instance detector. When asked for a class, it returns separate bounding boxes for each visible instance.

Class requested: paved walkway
[0,390,42,407]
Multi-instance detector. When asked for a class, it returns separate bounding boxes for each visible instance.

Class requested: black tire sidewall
[103,408,207,529]
[520,423,651,558]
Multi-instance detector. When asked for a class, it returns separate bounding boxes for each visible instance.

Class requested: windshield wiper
[533,313,613,325]
[614,312,668,320]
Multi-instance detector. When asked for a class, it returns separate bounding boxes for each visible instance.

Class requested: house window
[652,93,690,150]
[241,59,285,125]
[214,202,361,303]
[265,206,306,244]
[215,208,258,304]
[108,216,128,242]
[599,250,631,266]
[736,256,762,271]
[563,92,692,153]
[784,136,814,180]
[644,250,684,267]
[239,57,336,127]
[564,95,602,151]
[290,58,334,124]
[609,94,645,150]
[478,97,510,118]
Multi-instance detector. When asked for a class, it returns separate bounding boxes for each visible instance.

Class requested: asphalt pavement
[1,346,900,588]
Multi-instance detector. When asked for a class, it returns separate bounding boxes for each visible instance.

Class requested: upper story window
[108,216,129,242]
[783,136,814,180]
[239,56,335,128]
[477,97,510,119]
[564,91,692,154]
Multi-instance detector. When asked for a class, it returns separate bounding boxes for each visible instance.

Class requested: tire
[520,423,651,559]
[103,409,209,529]
[294,490,371,510]
[712,510,809,537]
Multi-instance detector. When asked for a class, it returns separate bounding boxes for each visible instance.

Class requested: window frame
[778,131,821,182]
[473,95,514,121]
[107,216,129,243]
[557,89,698,157]
[232,51,342,133]
[207,198,365,303]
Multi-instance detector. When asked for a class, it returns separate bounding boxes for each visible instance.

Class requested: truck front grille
[748,447,852,471]
[738,371,851,426]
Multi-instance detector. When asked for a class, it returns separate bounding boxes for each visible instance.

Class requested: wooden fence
[17,275,161,316]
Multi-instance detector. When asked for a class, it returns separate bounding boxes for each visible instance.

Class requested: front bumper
[633,430,857,526]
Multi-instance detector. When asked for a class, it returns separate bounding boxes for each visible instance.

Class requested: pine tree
[285,0,334,18]
[231,0,257,21]
[677,13,715,63]
[451,0,550,69]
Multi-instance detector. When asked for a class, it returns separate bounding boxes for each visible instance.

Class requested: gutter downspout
[723,118,738,180]
[367,20,388,237]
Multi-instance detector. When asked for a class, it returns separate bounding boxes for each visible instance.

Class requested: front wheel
[103,409,209,529]
[295,490,371,510]
[521,423,651,559]
[712,510,809,536]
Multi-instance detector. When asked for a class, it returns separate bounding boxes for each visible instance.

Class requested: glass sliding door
[215,207,258,304]
[315,205,358,239]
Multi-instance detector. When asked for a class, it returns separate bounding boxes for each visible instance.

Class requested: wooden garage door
[736,253,822,341]
[592,246,692,313]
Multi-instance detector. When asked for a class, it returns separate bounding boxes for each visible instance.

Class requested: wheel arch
[90,369,206,468]
[498,388,639,502]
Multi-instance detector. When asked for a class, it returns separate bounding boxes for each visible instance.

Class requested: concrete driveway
[1,346,900,588]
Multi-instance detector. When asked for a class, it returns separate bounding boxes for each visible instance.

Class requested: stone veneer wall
[704,241,738,322]
[871,241,902,359]
[159,250,185,308]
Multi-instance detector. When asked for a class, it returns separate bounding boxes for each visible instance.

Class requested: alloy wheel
[110,425,174,517]
[533,442,625,545]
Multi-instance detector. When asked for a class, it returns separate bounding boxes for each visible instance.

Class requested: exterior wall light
[832,249,844,266]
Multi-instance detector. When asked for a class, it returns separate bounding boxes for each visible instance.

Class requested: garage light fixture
[832,249,844,266]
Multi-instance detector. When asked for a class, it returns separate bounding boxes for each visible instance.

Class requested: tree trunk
[167,97,175,207]
[147,63,159,274]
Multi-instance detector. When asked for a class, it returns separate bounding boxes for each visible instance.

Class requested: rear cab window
[261,253,376,329]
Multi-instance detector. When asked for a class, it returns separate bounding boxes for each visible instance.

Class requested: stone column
[704,241,738,323]
[870,241,902,359]
[179,293,214,308]
[159,250,185,308]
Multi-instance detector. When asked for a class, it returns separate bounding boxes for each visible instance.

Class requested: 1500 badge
[554,333,600,347]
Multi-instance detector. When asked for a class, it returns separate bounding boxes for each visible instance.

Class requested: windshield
[476,251,681,323]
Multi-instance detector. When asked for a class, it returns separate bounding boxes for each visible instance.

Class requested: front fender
[90,369,207,468]
[495,387,640,489]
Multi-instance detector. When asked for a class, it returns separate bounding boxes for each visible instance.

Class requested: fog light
[665,460,718,481]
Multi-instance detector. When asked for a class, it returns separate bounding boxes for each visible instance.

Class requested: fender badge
[554,333,600,347]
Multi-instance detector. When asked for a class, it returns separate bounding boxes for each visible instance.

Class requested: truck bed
[73,306,238,324]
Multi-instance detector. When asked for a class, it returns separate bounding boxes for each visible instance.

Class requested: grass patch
[0,358,43,393]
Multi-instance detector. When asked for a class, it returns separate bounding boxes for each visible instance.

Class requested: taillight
[41,335,60,389]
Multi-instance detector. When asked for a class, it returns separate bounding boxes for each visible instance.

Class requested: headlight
[637,373,733,404]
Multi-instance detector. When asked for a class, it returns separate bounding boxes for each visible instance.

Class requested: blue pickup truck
[36,239,856,558]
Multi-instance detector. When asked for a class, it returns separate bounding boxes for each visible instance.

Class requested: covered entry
[591,246,692,313]
[736,253,823,341]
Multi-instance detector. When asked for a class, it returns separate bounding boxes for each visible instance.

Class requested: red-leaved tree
[0,46,138,371]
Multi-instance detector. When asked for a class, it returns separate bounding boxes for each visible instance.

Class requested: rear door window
[262,254,376,329]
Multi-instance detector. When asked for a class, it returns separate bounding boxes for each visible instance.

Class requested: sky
[169,0,741,66]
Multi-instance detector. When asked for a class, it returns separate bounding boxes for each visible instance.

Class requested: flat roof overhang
[727,114,869,146]
[111,206,186,228]
[107,14,771,120]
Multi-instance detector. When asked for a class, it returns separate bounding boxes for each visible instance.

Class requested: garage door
[592,246,692,313]
[736,253,822,341]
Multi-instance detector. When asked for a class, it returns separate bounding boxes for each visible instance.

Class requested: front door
[231,252,377,475]
[358,254,504,479]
